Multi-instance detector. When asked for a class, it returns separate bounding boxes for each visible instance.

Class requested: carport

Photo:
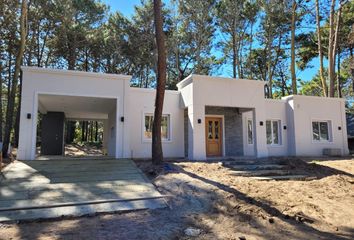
[37,94,117,158]
[18,67,132,160]
[0,158,166,222]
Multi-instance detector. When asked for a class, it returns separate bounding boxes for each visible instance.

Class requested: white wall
[19,68,349,160]
[127,88,184,158]
[242,110,255,156]
[102,119,108,153]
[285,95,349,156]
[264,99,288,156]
[179,75,269,159]
[107,105,117,156]
[18,67,130,160]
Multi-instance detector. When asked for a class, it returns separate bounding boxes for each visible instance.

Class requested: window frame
[266,119,281,146]
[311,120,332,143]
[142,113,172,142]
[247,118,254,145]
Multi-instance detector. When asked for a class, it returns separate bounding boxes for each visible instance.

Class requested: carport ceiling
[38,94,116,120]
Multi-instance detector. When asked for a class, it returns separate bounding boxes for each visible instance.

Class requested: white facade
[18,67,349,160]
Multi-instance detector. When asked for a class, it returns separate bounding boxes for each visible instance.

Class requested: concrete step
[225,164,287,171]
[221,160,259,166]
[0,190,164,210]
[229,169,290,176]
[250,175,315,181]
[0,197,167,222]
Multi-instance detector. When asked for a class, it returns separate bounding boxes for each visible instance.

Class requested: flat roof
[176,74,266,89]
[21,66,132,81]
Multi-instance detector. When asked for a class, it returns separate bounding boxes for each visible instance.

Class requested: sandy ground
[64,143,103,157]
[0,158,353,240]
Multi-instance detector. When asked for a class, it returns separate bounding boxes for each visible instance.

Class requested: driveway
[0,158,165,222]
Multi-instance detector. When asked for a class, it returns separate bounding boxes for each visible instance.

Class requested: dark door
[41,112,65,155]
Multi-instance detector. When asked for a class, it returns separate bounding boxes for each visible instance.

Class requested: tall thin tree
[328,0,346,97]
[315,0,328,97]
[332,0,345,98]
[2,0,27,157]
[290,0,297,94]
[328,0,336,97]
[152,0,167,165]
[0,63,3,142]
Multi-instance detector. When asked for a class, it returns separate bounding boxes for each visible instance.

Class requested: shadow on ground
[1,157,353,240]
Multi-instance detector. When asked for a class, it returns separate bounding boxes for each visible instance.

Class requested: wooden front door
[205,117,223,157]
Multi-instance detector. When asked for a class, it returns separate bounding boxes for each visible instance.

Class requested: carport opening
[64,120,104,157]
[36,94,117,159]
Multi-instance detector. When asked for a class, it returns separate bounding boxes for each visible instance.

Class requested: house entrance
[205,117,223,157]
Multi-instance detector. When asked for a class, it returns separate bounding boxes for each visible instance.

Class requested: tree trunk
[95,121,98,142]
[337,48,342,97]
[85,121,88,141]
[0,63,3,142]
[81,121,85,142]
[315,0,328,97]
[232,32,237,78]
[14,72,23,147]
[90,121,93,142]
[290,0,297,95]
[248,21,254,79]
[152,0,167,165]
[328,0,336,97]
[3,0,27,157]
[332,0,343,96]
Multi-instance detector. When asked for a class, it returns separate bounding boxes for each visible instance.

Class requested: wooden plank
[20,162,136,168]
[0,173,147,185]
[7,165,137,173]
[6,161,136,169]
[0,191,165,210]
[11,165,136,172]
[229,169,290,176]
[1,180,153,193]
[0,184,159,201]
[2,169,142,179]
[225,164,287,171]
[0,198,166,222]
[34,156,116,161]
[0,179,151,189]
[2,160,135,171]
[250,175,312,180]
[21,159,134,165]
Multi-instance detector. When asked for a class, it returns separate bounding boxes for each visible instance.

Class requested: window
[247,119,253,144]
[312,121,331,142]
[266,120,281,145]
[144,114,170,140]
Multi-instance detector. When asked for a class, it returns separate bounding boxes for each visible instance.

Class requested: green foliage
[299,70,326,97]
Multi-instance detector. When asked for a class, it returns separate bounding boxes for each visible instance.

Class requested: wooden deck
[0,158,166,222]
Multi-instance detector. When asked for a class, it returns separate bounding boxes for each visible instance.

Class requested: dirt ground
[0,157,353,240]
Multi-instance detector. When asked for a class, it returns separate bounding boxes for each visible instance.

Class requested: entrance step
[0,197,167,222]
[229,169,290,176]
[224,164,287,171]
[221,160,259,166]
[250,175,315,181]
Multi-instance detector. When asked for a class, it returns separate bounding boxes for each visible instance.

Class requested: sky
[102,0,318,82]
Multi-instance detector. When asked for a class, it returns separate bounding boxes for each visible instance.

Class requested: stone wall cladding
[205,106,243,156]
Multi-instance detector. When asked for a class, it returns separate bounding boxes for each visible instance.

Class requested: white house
[17,67,349,160]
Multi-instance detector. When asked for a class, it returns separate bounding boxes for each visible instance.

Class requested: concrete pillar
[340,100,349,155]
[188,104,206,160]
[122,80,131,158]
[253,108,268,158]
[18,87,37,160]
[102,119,108,155]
